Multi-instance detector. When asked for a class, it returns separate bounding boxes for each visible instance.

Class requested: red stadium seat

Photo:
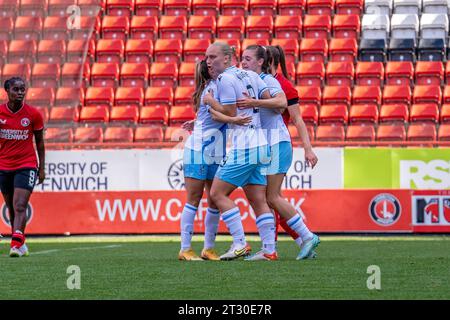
[67,39,95,64]
[170,105,195,125]
[144,87,174,106]
[114,87,144,107]
[326,61,354,87]
[178,62,196,86]
[74,127,104,143]
[192,0,219,16]
[165,126,189,141]
[296,61,324,86]
[104,127,134,143]
[25,88,55,107]
[55,87,84,107]
[299,104,318,125]
[45,127,74,143]
[316,125,345,142]
[299,38,328,63]
[8,40,36,64]
[0,0,18,18]
[385,62,414,86]
[332,14,360,39]
[110,105,139,123]
[296,86,321,105]
[48,0,76,17]
[61,62,90,88]
[438,124,450,140]
[49,106,79,124]
[415,61,444,86]
[79,106,109,123]
[154,39,183,63]
[352,86,382,106]
[288,124,315,141]
[14,16,42,40]
[20,0,46,17]
[443,86,450,104]
[441,104,450,123]
[139,105,169,124]
[355,62,384,87]
[188,16,216,40]
[0,17,13,40]
[319,104,348,124]
[246,15,273,39]
[221,0,249,16]
[159,16,187,40]
[164,0,191,16]
[101,16,130,40]
[445,62,450,84]
[407,123,437,142]
[78,0,106,16]
[43,17,70,40]
[349,104,378,124]
[135,0,163,16]
[85,87,115,107]
[303,15,331,39]
[241,38,269,51]
[377,124,406,141]
[329,38,357,62]
[130,16,158,41]
[0,90,7,103]
[134,126,164,142]
[2,63,31,84]
[346,124,375,141]
[37,40,66,64]
[335,0,362,15]
[149,62,178,87]
[282,62,296,80]
[75,12,98,40]
[278,0,305,16]
[322,86,351,106]
[413,85,442,106]
[307,0,334,15]
[96,39,125,63]
[271,39,299,64]
[183,39,210,63]
[91,62,120,87]
[249,0,277,16]
[217,16,245,40]
[125,39,153,63]
[174,86,195,105]
[0,40,6,65]
[106,0,134,16]
[379,104,409,123]
[35,106,49,123]
[383,86,412,106]
[120,62,150,88]
[31,63,60,88]
[274,16,302,39]
[410,104,439,123]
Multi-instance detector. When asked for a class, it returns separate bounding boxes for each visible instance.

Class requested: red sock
[280,217,300,240]
[11,232,25,249]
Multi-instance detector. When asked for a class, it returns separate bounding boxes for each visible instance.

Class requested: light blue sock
[221,207,246,247]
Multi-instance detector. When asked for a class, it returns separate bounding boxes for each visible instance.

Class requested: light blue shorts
[267,141,293,175]
[183,148,221,181]
[215,145,271,187]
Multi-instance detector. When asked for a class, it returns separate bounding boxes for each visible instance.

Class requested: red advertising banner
[0,190,417,235]
[411,190,450,233]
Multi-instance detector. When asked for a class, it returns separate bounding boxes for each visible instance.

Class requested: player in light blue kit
[203,42,279,261]
[179,60,252,261]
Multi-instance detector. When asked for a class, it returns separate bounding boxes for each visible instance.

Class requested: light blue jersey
[216,66,269,150]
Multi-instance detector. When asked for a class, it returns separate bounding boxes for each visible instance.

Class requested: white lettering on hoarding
[400,160,450,189]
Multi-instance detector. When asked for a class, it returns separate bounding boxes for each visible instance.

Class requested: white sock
[204,207,220,249]
[180,203,197,251]
[287,214,313,242]
[256,213,276,254]
[221,207,246,247]
[295,237,303,248]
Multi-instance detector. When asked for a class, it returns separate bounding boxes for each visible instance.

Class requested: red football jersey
[0,103,44,171]
[275,73,299,127]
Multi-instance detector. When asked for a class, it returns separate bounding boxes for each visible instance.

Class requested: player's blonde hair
[211,42,236,66]
[192,60,211,112]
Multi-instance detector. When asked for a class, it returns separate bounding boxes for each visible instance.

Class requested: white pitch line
[32,244,122,255]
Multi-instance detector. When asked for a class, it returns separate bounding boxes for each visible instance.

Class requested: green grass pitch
[1,235,449,300]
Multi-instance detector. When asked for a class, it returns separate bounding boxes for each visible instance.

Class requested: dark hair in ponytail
[267,45,290,80]
[245,45,272,74]
[4,77,25,91]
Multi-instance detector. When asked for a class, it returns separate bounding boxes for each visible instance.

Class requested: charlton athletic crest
[369,193,401,226]
[21,117,30,127]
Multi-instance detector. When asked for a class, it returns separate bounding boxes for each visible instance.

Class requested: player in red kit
[0,77,45,257]
[266,46,320,259]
